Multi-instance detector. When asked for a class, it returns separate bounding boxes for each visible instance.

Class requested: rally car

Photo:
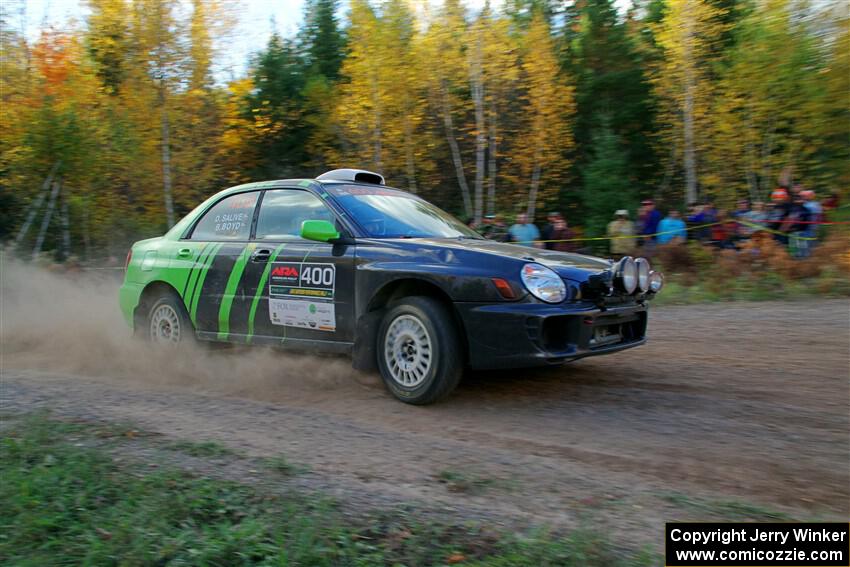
[119,169,663,404]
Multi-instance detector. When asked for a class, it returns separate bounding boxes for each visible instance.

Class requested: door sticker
[268,262,336,331]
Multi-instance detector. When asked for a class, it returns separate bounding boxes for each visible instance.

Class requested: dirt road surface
[2,279,848,548]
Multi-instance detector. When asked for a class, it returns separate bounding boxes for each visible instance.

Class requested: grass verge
[1,413,653,566]
[659,492,795,521]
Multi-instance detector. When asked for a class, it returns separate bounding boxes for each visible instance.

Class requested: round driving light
[520,263,567,303]
[649,271,664,293]
[616,256,638,294]
[635,257,651,293]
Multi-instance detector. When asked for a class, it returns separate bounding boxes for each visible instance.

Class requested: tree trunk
[83,199,92,261]
[32,178,62,260]
[403,112,418,194]
[682,1,698,206]
[370,73,383,171]
[470,37,486,225]
[14,161,60,247]
[439,82,472,218]
[61,187,71,261]
[526,147,542,220]
[487,100,497,216]
[160,99,175,228]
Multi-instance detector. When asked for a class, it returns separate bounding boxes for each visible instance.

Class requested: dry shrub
[655,230,849,293]
[655,242,695,273]
[808,234,850,272]
[717,249,743,278]
[737,233,797,278]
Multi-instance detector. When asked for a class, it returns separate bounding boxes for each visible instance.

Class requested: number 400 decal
[301,265,334,287]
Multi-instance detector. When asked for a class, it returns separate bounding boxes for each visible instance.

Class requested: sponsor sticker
[268,262,336,331]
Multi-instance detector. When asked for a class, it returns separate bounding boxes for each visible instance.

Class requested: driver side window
[255,190,335,240]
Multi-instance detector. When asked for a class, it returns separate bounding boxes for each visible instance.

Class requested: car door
[243,188,356,348]
[182,191,261,338]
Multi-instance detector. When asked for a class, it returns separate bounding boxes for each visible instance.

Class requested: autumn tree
[516,12,574,219]
[420,0,474,218]
[652,0,726,205]
[479,7,519,216]
[331,0,384,170]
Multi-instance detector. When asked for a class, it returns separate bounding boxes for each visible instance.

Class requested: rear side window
[255,190,335,240]
[191,192,259,240]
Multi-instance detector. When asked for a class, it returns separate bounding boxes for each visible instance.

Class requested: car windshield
[327,185,482,239]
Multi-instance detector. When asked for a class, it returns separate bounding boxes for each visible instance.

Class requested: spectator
[657,210,687,244]
[607,210,634,258]
[686,203,711,242]
[823,192,840,211]
[739,201,768,237]
[800,190,822,249]
[541,211,561,250]
[801,190,823,224]
[731,199,751,220]
[786,194,813,257]
[769,187,793,244]
[549,217,577,252]
[509,213,541,248]
[710,209,736,249]
[638,200,662,240]
[481,214,510,242]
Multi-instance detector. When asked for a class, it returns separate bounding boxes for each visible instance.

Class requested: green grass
[653,273,848,305]
[436,469,498,495]
[1,414,652,566]
[262,454,308,476]
[164,439,238,458]
[659,492,794,521]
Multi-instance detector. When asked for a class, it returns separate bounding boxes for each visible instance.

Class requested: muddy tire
[146,292,194,347]
[377,296,463,405]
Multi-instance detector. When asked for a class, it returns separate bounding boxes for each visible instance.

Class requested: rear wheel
[377,296,463,404]
[147,293,194,347]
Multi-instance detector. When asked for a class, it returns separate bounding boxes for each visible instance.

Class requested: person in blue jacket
[639,200,663,240]
[657,209,688,244]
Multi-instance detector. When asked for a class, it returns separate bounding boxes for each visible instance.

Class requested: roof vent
[316,168,385,185]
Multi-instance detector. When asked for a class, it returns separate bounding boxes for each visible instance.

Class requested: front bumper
[455,300,648,369]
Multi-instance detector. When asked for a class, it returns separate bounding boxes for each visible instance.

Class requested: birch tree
[420,0,473,218]
[652,0,725,204]
[517,12,574,219]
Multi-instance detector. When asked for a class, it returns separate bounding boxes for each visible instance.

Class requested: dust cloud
[0,255,378,402]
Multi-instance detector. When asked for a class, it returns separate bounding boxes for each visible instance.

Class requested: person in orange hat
[768,187,793,243]
[770,187,789,203]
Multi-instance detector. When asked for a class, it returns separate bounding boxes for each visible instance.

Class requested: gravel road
[2,295,848,547]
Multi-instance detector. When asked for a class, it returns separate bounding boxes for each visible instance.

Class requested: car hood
[410,237,613,279]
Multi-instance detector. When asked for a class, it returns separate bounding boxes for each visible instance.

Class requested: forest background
[1,0,847,260]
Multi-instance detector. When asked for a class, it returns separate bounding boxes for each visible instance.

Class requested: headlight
[635,257,651,293]
[615,256,638,294]
[521,263,567,303]
[649,271,664,293]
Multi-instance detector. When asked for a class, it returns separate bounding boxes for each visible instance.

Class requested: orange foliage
[33,31,76,96]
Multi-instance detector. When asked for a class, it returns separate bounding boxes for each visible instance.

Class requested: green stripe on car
[217,244,255,340]
[190,242,222,325]
[246,243,286,343]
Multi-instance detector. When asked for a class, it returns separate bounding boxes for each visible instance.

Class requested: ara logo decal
[271,266,299,278]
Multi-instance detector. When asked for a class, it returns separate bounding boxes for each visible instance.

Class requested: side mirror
[301,219,341,243]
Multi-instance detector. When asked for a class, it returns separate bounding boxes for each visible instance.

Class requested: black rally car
[120,168,663,404]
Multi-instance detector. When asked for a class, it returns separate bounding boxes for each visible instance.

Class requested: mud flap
[351,309,384,372]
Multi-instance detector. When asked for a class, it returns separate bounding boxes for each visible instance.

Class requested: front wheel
[377,296,463,404]
[147,294,194,347]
